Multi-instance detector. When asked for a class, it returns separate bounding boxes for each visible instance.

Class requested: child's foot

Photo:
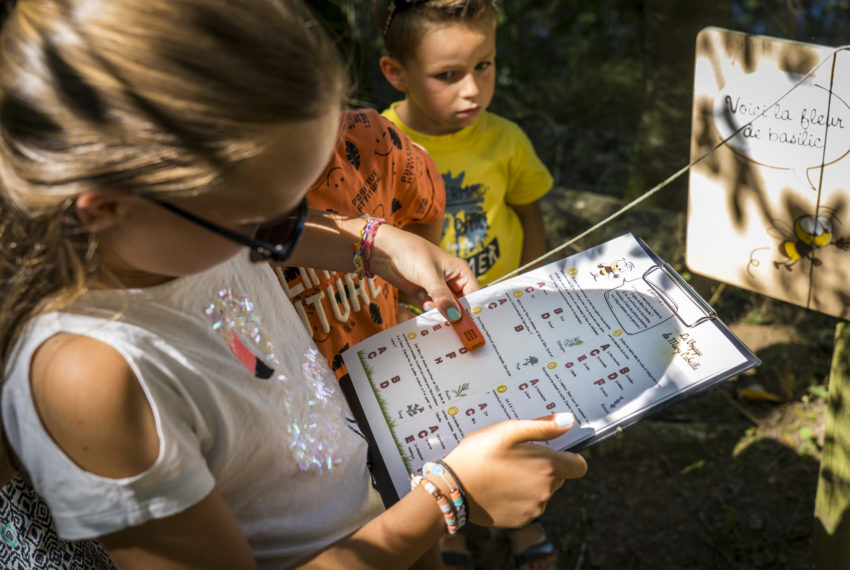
[508,522,556,570]
[439,532,475,570]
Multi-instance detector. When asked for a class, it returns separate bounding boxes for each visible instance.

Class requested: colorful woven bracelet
[352,217,368,277]
[424,461,467,528]
[361,217,386,278]
[352,215,386,279]
[411,474,459,535]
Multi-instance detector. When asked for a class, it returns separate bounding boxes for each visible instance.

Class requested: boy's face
[399,19,496,136]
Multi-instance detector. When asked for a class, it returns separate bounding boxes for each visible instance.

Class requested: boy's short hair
[373,0,499,63]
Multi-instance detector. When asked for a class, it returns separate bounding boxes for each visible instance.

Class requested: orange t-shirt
[276,108,445,378]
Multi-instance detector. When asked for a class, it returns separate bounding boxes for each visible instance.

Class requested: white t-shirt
[2,254,384,568]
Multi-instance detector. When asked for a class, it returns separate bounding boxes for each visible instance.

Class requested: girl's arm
[101,489,257,569]
[297,415,587,569]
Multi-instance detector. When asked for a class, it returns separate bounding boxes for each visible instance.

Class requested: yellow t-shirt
[382,104,553,285]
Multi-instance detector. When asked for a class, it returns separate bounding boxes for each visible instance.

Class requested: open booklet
[341,233,759,504]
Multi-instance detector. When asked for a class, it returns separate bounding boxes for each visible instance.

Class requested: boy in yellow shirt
[374,0,552,288]
[373,2,558,568]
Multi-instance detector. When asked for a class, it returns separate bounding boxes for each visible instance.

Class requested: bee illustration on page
[590,257,635,281]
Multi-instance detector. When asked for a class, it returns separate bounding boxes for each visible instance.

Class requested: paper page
[343,233,757,498]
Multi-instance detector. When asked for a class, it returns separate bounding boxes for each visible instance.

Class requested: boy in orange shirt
[278,107,445,379]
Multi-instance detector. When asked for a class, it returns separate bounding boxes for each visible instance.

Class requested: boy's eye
[475,61,493,72]
[434,70,456,81]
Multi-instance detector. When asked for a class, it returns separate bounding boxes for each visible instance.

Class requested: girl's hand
[370,225,479,322]
[442,413,588,528]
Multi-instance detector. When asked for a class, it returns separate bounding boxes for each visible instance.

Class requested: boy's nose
[458,74,480,98]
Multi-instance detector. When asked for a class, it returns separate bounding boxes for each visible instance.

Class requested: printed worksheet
[343,234,759,501]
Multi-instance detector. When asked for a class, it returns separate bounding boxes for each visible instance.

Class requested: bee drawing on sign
[590,258,635,281]
[761,209,850,273]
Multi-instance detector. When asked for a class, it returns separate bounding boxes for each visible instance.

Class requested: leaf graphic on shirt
[332,344,348,371]
[369,302,383,324]
[387,126,402,150]
[391,198,402,214]
[345,140,361,170]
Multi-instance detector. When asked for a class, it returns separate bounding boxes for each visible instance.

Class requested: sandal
[441,549,476,570]
[510,523,557,570]
[440,532,475,570]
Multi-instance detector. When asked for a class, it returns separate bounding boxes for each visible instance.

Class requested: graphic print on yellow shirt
[278,109,445,379]
[382,105,553,286]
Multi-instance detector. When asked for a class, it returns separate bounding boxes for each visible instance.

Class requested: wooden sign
[687,27,850,319]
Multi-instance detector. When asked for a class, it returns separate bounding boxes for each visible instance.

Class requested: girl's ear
[75,190,130,232]
[379,55,407,92]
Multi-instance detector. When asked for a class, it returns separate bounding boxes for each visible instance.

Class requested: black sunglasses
[140,194,308,263]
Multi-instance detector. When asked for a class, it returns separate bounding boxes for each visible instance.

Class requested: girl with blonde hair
[0,1,586,567]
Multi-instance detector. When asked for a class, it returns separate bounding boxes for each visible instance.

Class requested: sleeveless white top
[2,254,383,568]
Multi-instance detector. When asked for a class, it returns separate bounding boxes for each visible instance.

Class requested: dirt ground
[459,189,837,569]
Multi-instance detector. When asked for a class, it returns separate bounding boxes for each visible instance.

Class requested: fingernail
[555,412,574,427]
[425,305,435,312]
[447,307,461,322]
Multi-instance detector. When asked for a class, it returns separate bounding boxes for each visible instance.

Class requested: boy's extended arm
[403,219,443,246]
[512,199,549,270]
[286,210,477,319]
[398,219,445,318]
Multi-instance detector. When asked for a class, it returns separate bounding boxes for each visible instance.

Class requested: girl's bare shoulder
[29,333,159,478]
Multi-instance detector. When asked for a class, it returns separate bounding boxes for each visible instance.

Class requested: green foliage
[808,384,829,401]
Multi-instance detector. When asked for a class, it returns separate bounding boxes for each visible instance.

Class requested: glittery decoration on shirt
[205,288,348,472]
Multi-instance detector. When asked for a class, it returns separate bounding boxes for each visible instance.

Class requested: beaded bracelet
[411,474,459,535]
[352,215,386,279]
[435,459,467,507]
[423,461,467,528]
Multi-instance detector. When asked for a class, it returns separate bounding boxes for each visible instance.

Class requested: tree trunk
[813,321,850,568]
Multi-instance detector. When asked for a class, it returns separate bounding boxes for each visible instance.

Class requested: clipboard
[342,234,760,506]
[568,236,759,454]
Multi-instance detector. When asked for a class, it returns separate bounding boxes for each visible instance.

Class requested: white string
[490,43,850,285]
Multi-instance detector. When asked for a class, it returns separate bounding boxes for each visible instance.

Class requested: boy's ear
[75,190,130,232]
[379,55,407,92]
